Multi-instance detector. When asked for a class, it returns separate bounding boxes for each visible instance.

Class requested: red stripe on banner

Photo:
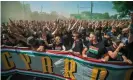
[1,46,133,66]
[46,50,133,66]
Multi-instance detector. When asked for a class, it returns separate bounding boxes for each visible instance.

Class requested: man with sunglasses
[69,31,83,55]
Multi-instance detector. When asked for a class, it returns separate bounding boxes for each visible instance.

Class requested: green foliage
[110,14,118,19]
[70,11,110,20]
[112,1,133,18]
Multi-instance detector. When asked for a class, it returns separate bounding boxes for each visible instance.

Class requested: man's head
[112,26,116,32]
[55,36,61,44]
[89,32,97,42]
[72,32,79,41]
[104,32,113,39]
[27,36,36,46]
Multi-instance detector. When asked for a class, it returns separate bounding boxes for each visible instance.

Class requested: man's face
[55,37,61,43]
[72,34,78,40]
[89,34,96,42]
[112,28,116,32]
[105,35,110,39]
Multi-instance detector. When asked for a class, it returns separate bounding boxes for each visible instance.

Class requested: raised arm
[108,43,124,59]
[67,20,71,31]
[52,26,59,35]
[70,20,79,30]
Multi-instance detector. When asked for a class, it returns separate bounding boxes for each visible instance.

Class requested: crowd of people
[1,13,133,64]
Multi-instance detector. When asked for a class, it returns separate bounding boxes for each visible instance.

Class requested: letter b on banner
[64,59,77,80]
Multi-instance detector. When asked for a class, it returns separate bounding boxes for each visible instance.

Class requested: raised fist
[118,43,125,48]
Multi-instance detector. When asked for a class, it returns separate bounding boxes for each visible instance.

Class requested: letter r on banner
[64,59,77,80]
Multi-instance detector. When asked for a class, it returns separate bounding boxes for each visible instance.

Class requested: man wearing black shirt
[103,38,132,64]
[70,32,83,55]
[52,36,66,51]
[107,26,117,39]
[102,32,113,47]
[82,32,106,59]
[124,12,133,63]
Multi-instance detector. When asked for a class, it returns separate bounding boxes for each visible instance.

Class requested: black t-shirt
[67,31,73,49]
[102,38,112,47]
[86,42,106,59]
[72,39,83,54]
[62,34,69,46]
[16,40,29,47]
[53,43,63,50]
[95,28,102,42]
[127,42,133,62]
[103,26,108,32]
[27,36,48,49]
[2,39,14,46]
[38,39,51,49]
[106,46,127,61]
[46,31,53,44]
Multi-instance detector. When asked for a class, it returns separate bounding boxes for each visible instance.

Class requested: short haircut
[90,32,96,36]
[72,31,79,38]
[112,26,116,29]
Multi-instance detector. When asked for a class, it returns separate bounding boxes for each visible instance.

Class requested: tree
[112,1,133,18]
[103,12,110,19]
[110,14,118,19]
